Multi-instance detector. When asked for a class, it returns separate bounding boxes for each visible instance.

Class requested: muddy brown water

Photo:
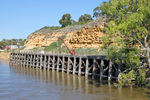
[0,61,150,100]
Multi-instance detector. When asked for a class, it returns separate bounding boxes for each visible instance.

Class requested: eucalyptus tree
[100,0,150,67]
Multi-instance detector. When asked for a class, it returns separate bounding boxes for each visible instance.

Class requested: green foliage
[100,0,150,63]
[136,69,148,87]
[44,35,66,51]
[20,39,26,46]
[0,42,5,49]
[44,42,57,51]
[61,21,72,28]
[107,46,140,68]
[0,38,25,49]
[69,20,87,26]
[59,13,76,27]
[78,14,92,22]
[93,1,108,18]
[58,35,66,45]
[114,70,136,88]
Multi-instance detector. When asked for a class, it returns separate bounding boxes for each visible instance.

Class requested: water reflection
[8,65,150,100]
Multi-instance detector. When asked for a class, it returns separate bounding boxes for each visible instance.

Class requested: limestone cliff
[24,17,106,50]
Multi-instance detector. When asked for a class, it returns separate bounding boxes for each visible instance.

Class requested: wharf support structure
[9,53,120,81]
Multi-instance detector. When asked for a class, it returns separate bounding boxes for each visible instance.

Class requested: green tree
[0,42,5,49]
[101,0,150,67]
[20,39,26,46]
[93,1,108,18]
[59,13,75,27]
[78,14,92,22]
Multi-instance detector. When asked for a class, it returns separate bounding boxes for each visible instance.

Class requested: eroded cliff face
[24,17,106,50]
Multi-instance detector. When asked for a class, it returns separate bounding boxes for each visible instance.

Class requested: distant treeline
[0,39,26,49]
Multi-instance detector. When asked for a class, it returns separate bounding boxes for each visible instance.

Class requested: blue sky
[0,0,108,41]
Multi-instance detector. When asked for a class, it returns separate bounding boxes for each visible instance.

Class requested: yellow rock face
[24,17,107,50]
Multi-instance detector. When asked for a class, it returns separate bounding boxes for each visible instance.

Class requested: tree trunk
[147,46,150,68]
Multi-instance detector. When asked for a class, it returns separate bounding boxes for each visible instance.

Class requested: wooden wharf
[9,53,119,81]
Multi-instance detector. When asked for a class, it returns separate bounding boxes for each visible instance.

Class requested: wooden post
[57,56,59,72]
[67,56,70,74]
[62,56,65,72]
[118,62,121,80]
[15,53,18,65]
[52,55,55,70]
[85,58,89,77]
[99,60,104,81]
[73,56,76,74]
[78,57,82,75]
[36,55,39,68]
[47,56,50,70]
[108,60,112,81]
[26,54,29,67]
[20,53,22,65]
[33,54,36,68]
[30,54,33,67]
[44,55,47,69]
[14,53,17,65]
[92,58,96,78]
[40,54,43,69]
[11,54,13,64]
[23,54,27,66]
[18,53,20,65]
[9,53,12,64]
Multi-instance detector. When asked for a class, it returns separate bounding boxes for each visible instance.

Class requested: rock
[24,17,108,50]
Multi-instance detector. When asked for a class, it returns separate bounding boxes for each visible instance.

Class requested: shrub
[44,42,57,51]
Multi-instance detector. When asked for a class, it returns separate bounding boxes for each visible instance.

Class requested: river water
[0,61,150,100]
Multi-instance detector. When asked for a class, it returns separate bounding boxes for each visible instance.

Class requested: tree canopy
[100,0,150,67]
[0,42,5,49]
[78,14,92,22]
[59,13,76,27]
[93,1,108,18]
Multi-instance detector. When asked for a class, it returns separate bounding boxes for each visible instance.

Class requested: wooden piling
[108,60,112,81]
[73,56,76,74]
[85,58,89,77]
[67,56,70,74]
[78,57,81,75]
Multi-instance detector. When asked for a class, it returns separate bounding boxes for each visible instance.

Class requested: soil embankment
[0,52,10,63]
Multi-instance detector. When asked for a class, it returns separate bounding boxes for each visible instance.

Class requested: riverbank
[0,52,10,63]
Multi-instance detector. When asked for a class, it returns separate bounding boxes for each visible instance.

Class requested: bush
[114,70,136,88]
[44,42,57,51]
[136,69,148,87]
[44,35,66,52]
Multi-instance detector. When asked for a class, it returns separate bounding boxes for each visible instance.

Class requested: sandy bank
[0,52,10,63]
